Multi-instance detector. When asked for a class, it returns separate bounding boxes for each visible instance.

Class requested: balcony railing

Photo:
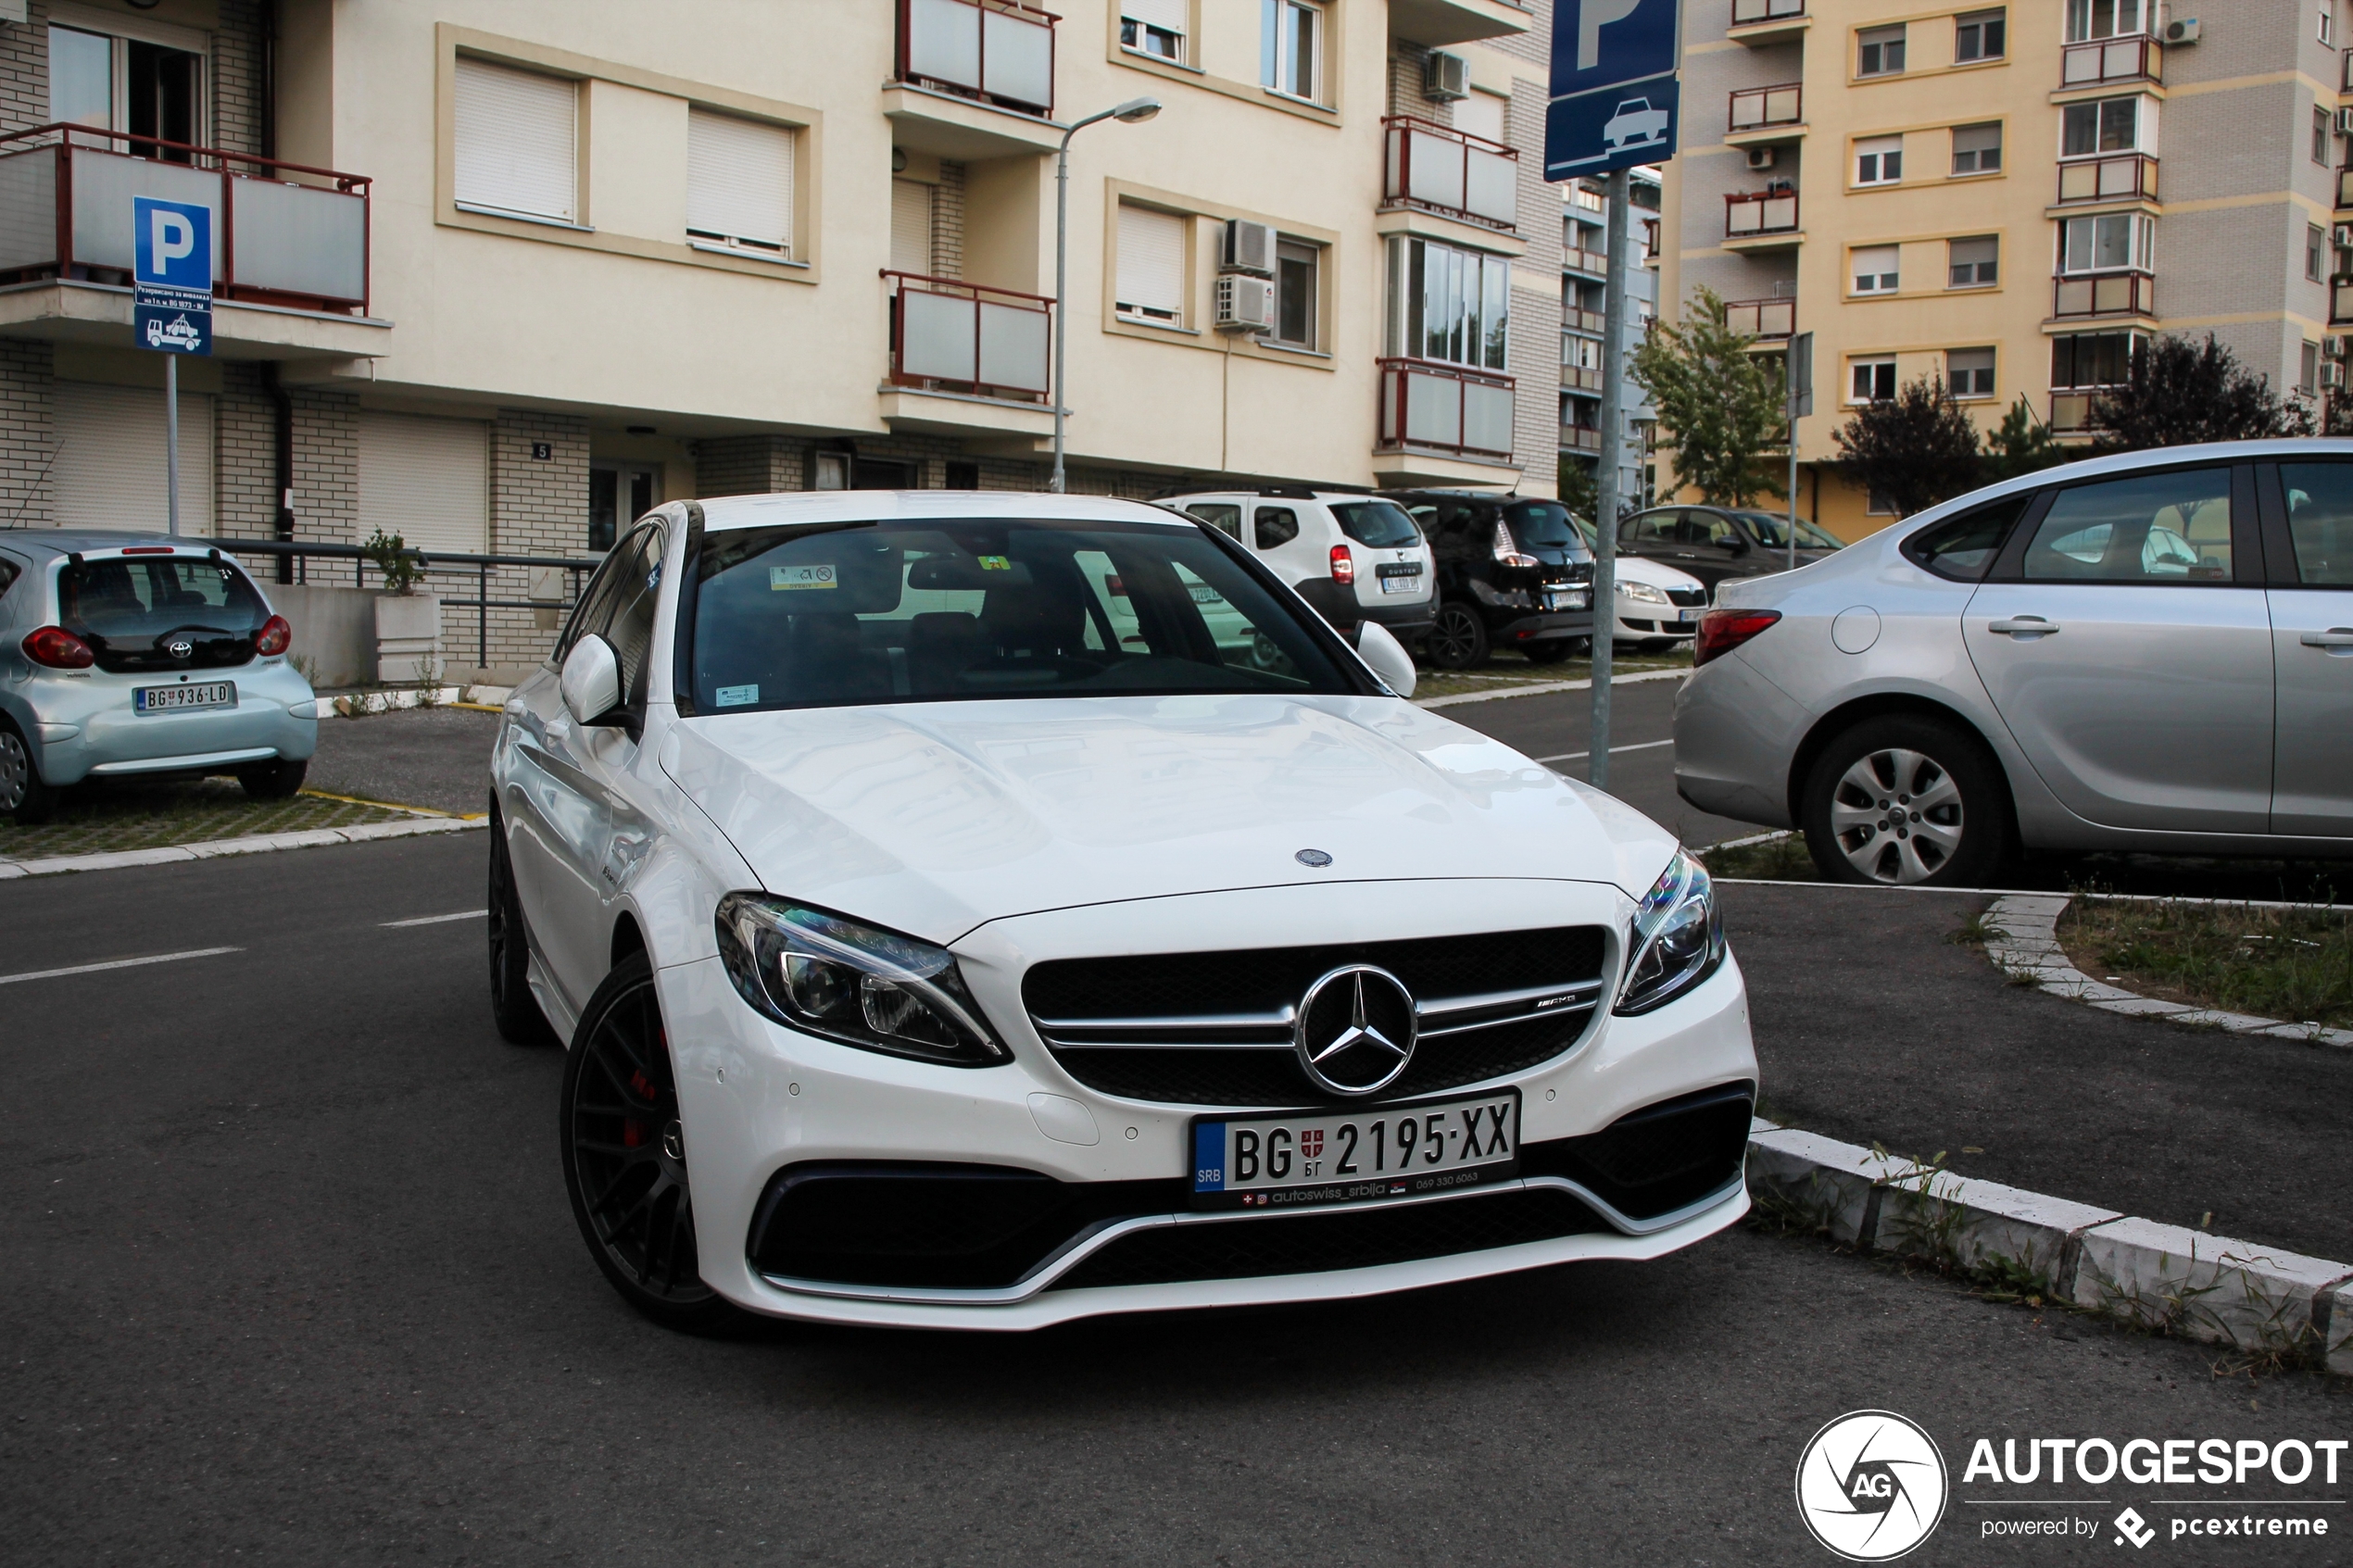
[2337,168,2353,211]
[1730,0,1806,24]
[2048,391,2112,433]
[1726,189,1799,239]
[1378,357,1516,460]
[1728,82,1802,134]
[884,270,1051,401]
[2053,270,2154,320]
[2061,34,2160,88]
[1561,425,1602,453]
[1563,245,1608,276]
[1565,306,1606,334]
[2057,153,2158,205]
[896,0,1057,118]
[2333,274,2353,325]
[1723,296,1794,338]
[1562,365,1603,392]
[0,123,370,313]
[1383,116,1517,232]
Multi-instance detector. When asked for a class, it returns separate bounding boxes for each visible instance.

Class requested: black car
[1616,505,1843,591]
[1380,493,1597,669]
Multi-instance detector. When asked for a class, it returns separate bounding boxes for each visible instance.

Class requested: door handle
[2299,628,2353,649]
[1988,617,2059,636]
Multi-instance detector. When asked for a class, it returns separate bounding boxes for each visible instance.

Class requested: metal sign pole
[1783,331,1811,573]
[1589,169,1629,792]
[165,351,181,535]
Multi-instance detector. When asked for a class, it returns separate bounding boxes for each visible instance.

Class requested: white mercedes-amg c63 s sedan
[488,491,1756,1333]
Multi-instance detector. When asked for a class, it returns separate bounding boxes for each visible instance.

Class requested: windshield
[58,555,271,672]
[1327,500,1421,548]
[688,516,1365,713]
[1504,502,1587,554]
[1735,511,1843,550]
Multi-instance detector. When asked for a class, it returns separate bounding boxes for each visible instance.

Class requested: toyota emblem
[167,639,194,659]
[1293,964,1417,1097]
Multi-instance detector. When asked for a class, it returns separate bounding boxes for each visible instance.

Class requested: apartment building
[0,0,1566,677]
[1661,0,2348,538]
[1560,166,1658,506]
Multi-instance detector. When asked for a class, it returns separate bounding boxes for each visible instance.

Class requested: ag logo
[1795,1410,1947,1562]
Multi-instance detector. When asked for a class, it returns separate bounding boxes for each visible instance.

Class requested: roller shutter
[53,380,215,533]
[1115,204,1186,319]
[891,178,935,275]
[359,411,489,557]
[687,108,795,254]
[453,57,578,223]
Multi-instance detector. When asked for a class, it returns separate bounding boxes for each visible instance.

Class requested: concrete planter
[373,592,444,684]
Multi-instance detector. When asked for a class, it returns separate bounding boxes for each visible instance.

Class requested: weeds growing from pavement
[1699,831,1818,881]
[2059,899,2353,1031]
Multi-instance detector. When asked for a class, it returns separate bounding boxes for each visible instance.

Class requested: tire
[1800,715,2010,888]
[237,757,308,799]
[0,721,57,825]
[487,808,555,1046]
[1520,640,1575,666]
[560,952,746,1336]
[1422,601,1491,670]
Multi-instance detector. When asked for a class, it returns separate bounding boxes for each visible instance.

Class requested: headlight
[1614,849,1726,1015]
[714,894,1009,1066]
[1617,581,1671,605]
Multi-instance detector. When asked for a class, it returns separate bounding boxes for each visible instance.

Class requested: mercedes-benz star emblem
[1294,848,1332,868]
[1293,964,1417,1096]
[167,639,194,659]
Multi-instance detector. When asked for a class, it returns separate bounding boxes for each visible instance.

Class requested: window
[599,525,669,714]
[2317,107,2334,167]
[1122,0,1188,62]
[2061,97,2140,157]
[1851,244,1900,294]
[1253,506,1301,547]
[2051,332,2143,388]
[2311,224,2329,282]
[2065,0,2145,43]
[2022,468,2235,582]
[1857,24,1906,75]
[453,57,578,224]
[1115,203,1188,325]
[1951,122,2002,174]
[1947,347,1996,398]
[1902,494,2034,581]
[1949,234,1999,287]
[590,464,660,553]
[891,179,935,274]
[1386,237,1511,370]
[1955,8,2007,60]
[1856,134,1903,184]
[1184,502,1242,538]
[1850,358,1897,402]
[1262,0,1322,101]
[686,109,794,258]
[2280,462,2353,584]
[1453,91,1507,146]
[49,21,204,158]
[2302,340,2322,394]
[2324,5,2338,44]
[2058,213,2154,272]
[1274,238,1318,348]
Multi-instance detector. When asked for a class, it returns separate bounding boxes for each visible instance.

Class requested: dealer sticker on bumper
[1189,1089,1519,1211]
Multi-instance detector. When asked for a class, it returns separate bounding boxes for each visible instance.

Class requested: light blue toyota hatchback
[0,532,319,824]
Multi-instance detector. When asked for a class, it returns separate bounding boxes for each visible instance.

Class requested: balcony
[1564,306,1606,335]
[897,0,1055,115]
[2048,392,2103,433]
[1378,357,1515,461]
[2337,168,2353,211]
[1729,0,1808,44]
[1389,0,1532,47]
[1563,245,1609,277]
[883,270,1053,432]
[1383,117,1517,233]
[1725,189,1800,247]
[1562,365,1603,393]
[1727,83,1803,140]
[1723,296,1794,339]
[2053,270,2154,320]
[2057,153,2158,206]
[1561,425,1602,454]
[2061,34,2160,89]
[2333,274,2353,326]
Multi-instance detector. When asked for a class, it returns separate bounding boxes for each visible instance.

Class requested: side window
[1629,512,1680,548]
[601,526,669,709]
[2279,463,2353,586]
[558,524,657,670]
[1253,507,1302,548]
[1701,515,1744,548]
[2022,469,2234,583]
[1902,494,2032,581]
[0,556,20,600]
[1184,502,1242,539]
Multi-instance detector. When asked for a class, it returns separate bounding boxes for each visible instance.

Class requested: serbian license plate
[1376,563,1422,596]
[134,682,235,713]
[1543,589,1591,611]
[1189,1090,1520,1212]
[1675,609,1701,628]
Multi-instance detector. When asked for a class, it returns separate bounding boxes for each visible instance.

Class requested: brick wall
[1507,63,1561,494]
[934,160,966,278]
[467,410,591,673]
[1485,0,1551,70]
[0,339,54,528]
[214,362,277,540]
[212,0,265,155]
[694,434,802,495]
[289,387,358,546]
[1388,45,1453,122]
[0,2,49,135]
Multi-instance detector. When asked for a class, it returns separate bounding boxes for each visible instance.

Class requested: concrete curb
[1746,1119,2353,1374]
[331,687,464,717]
[1413,667,1688,709]
[1982,893,2353,1048]
[0,815,483,879]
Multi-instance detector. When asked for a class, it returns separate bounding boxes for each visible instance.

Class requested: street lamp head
[1112,96,1163,122]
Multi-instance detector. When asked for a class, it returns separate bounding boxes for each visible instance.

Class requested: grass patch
[2058,898,2353,1031]
[0,777,417,862]
[1698,831,1819,881]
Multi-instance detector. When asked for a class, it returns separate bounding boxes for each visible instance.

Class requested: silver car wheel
[0,730,27,812]
[1828,747,1964,885]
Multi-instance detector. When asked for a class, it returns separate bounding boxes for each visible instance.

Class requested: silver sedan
[1673,440,2353,884]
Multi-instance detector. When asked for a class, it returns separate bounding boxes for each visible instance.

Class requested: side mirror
[560,634,623,726]
[1723,534,1751,556]
[1352,620,1417,698]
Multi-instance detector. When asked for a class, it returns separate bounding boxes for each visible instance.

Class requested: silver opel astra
[1675,440,2353,884]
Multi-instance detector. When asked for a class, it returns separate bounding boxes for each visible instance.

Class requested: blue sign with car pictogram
[1544,0,1682,179]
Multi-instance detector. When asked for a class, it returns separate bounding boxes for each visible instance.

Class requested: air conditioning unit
[2334,224,2353,249]
[1744,145,1778,171]
[1220,219,1276,277]
[2337,106,2353,135]
[2327,334,2351,359]
[1214,273,1276,332]
[2160,17,2199,44]
[2323,361,2347,390]
[1422,50,1470,102]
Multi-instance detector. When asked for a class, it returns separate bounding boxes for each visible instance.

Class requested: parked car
[1380,492,1597,668]
[1160,488,1436,648]
[491,490,1757,1333]
[1674,440,2353,886]
[1617,505,1843,592]
[0,532,315,824]
[1570,516,1709,648]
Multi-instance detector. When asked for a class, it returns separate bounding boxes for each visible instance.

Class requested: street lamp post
[1052,95,1161,494]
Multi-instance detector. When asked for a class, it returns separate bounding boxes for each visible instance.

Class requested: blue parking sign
[1545,74,1680,179]
[1551,0,1680,95]
[1545,0,1681,180]
[132,195,212,356]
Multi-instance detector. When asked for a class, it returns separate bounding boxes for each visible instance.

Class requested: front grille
[1050,1187,1605,1291]
[1024,927,1610,1108]
[1665,587,1708,608]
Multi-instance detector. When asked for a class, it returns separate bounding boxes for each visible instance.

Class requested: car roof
[695,490,1193,533]
[0,530,227,558]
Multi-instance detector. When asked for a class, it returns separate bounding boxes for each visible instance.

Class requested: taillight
[1693,608,1781,668]
[22,625,95,670]
[1491,521,1539,569]
[1328,545,1354,587]
[255,614,292,657]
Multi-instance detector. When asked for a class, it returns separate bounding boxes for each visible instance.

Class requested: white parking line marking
[1533,738,1676,765]
[0,947,243,986]
[381,909,488,928]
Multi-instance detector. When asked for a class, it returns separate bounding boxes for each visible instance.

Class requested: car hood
[1611,556,1705,593]
[661,695,1673,944]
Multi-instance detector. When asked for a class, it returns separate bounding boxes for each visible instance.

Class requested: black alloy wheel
[1422,601,1491,670]
[0,722,57,825]
[235,757,308,799]
[560,952,744,1334]
[486,807,553,1045]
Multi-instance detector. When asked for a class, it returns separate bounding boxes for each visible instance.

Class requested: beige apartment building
[1662,0,2350,539]
[0,0,1569,676]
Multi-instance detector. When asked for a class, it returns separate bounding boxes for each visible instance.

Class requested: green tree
[1831,375,1984,519]
[2090,332,2314,451]
[1555,456,1599,522]
[1629,287,1786,508]
[1980,395,2069,483]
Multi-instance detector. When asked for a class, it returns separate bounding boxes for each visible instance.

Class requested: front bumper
[1489,609,1596,646]
[11,663,318,786]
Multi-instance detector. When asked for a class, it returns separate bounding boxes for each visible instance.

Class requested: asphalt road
[5,834,2346,1565]
[308,705,502,816]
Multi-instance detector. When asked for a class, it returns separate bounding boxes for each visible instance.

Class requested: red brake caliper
[623,1068,659,1148]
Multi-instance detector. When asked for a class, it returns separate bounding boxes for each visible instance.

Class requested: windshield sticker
[770,564,837,591]
[978,556,1013,571]
[714,684,760,708]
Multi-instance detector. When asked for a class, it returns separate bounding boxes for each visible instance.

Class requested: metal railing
[2048,391,2104,433]
[1562,364,1603,392]
[0,123,371,313]
[1562,245,1608,276]
[1726,189,1799,238]
[1730,0,1806,24]
[2057,153,2158,205]
[1378,357,1516,461]
[1560,425,1602,453]
[1565,306,1606,334]
[883,270,1053,401]
[896,0,1058,118]
[1382,116,1518,232]
[2061,34,2160,87]
[1728,82,1802,133]
[2053,270,2154,320]
[1723,296,1795,338]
